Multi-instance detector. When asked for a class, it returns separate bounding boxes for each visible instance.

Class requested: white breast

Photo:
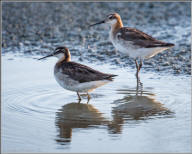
[54,70,79,91]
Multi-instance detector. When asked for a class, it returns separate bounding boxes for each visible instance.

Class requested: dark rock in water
[2,2,191,75]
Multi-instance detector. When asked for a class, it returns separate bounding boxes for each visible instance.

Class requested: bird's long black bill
[38,54,53,60]
[88,20,105,27]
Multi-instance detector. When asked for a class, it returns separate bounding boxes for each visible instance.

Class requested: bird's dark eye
[109,16,113,19]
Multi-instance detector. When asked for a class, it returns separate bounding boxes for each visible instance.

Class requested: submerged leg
[135,59,143,95]
[136,77,139,96]
[77,92,81,101]
[136,75,143,96]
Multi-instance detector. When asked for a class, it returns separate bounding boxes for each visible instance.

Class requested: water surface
[2,54,191,152]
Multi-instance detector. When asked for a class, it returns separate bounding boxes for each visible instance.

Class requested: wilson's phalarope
[89,13,174,78]
[38,46,117,102]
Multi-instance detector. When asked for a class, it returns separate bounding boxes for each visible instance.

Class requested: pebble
[2,2,191,75]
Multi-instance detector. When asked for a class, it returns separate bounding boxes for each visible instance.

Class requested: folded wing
[117,27,174,48]
[59,62,117,83]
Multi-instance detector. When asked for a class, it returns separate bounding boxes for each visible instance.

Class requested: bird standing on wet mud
[38,46,117,102]
[89,13,175,79]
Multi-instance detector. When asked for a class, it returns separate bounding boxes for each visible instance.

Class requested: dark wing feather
[117,27,174,48]
[59,62,117,83]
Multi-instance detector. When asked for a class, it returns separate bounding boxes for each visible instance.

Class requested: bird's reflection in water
[108,82,174,134]
[55,102,109,145]
[55,80,175,144]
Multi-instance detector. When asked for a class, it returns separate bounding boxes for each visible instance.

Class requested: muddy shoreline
[2,2,191,75]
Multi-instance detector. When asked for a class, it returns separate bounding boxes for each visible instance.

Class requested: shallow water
[2,54,191,153]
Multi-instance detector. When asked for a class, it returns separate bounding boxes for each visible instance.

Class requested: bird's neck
[56,53,71,64]
[111,19,123,35]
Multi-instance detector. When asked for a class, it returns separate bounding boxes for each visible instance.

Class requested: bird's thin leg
[78,99,81,103]
[135,59,143,96]
[135,59,139,70]
[77,92,81,101]
[135,59,139,79]
[87,93,91,104]
[139,59,143,71]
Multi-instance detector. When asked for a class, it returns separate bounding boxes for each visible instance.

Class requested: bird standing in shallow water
[38,46,117,102]
[89,13,174,79]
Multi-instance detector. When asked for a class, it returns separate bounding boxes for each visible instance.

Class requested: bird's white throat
[54,53,65,60]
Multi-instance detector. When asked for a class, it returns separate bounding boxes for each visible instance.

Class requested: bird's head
[89,13,122,27]
[38,46,71,62]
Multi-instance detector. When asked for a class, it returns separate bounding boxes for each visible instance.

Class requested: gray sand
[2,2,191,75]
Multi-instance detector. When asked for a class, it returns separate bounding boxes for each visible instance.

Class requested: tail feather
[164,43,175,47]
[105,74,118,81]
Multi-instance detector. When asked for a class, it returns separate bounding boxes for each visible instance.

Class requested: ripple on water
[2,83,67,151]
[2,56,191,153]
[2,84,73,124]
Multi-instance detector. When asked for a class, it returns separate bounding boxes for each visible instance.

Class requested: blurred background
[2,2,191,74]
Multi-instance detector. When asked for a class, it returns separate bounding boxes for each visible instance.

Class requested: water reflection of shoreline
[55,102,109,145]
[108,88,174,134]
